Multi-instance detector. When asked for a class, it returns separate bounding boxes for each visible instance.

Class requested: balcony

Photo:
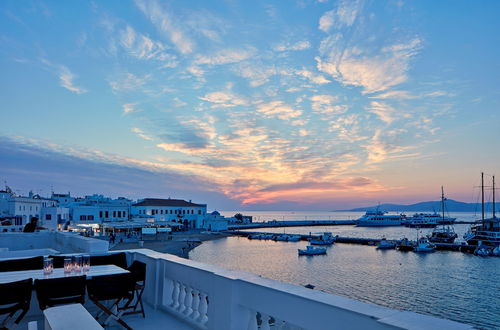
[112,248,471,330]
[0,236,473,329]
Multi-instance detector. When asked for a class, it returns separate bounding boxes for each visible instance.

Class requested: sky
[0,0,499,210]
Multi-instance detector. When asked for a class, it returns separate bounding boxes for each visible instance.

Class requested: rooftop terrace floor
[19,302,195,330]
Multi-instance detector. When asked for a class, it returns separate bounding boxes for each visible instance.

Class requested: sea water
[189,211,500,329]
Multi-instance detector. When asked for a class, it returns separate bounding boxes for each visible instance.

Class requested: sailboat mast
[441,186,445,221]
[493,175,496,218]
[481,172,485,223]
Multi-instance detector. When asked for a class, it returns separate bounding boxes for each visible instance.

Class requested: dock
[228,220,355,230]
[226,230,477,253]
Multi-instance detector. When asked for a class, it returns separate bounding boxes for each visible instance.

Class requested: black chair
[90,253,128,269]
[0,256,43,272]
[122,261,146,318]
[87,273,135,330]
[0,278,33,328]
[34,275,87,310]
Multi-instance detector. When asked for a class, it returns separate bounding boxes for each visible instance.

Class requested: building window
[170,210,173,214]
[198,210,201,215]
[100,211,103,218]
[105,211,109,218]
[45,214,51,220]
[80,215,86,220]
[161,210,163,214]
[88,215,94,220]
[113,211,116,218]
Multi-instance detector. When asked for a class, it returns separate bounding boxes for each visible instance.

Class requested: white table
[0,265,129,284]
[44,304,103,330]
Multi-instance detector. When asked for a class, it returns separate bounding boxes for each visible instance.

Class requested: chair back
[0,278,33,308]
[34,275,87,310]
[87,273,135,301]
[48,255,67,268]
[90,253,127,269]
[128,261,146,283]
[0,256,43,272]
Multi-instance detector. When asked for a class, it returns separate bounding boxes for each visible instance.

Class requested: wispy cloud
[194,47,255,66]
[131,127,153,140]
[199,91,247,108]
[120,25,177,67]
[59,66,87,94]
[40,59,87,94]
[319,0,363,32]
[123,103,138,114]
[134,0,194,54]
[310,94,347,115]
[317,37,422,94]
[257,101,302,120]
[109,72,151,92]
[274,40,311,52]
[368,101,397,124]
[296,69,330,84]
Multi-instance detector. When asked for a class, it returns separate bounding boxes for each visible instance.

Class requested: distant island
[339,200,500,212]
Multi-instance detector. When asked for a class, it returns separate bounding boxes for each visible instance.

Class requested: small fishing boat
[414,237,436,253]
[309,232,335,245]
[376,238,396,249]
[287,235,301,242]
[396,237,415,251]
[298,245,327,256]
[474,245,490,256]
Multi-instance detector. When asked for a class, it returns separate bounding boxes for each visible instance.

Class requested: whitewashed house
[203,211,229,231]
[0,188,67,231]
[68,194,132,228]
[131,198,207,229]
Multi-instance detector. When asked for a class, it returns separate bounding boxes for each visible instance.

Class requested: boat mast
[493,175,496,219]
[441,186,445,221]
[481,172,485,223]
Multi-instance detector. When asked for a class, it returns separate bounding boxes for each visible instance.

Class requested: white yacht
[355,210,406,227]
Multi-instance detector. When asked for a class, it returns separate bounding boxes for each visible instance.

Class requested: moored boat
[464,173,500,248]
[414,237,436,253]
[428,225,458,243]
[396,237,416,251]
[355,210,406,227]
[309,232,335,245]
[376,238,396,249]
[298,245,327,256]
[404,214,439,228]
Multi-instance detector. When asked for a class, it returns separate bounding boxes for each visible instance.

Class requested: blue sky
[1,0,499,210]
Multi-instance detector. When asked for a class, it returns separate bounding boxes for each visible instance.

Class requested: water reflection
[190,224,499,329]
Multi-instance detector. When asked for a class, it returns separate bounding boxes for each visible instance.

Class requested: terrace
[0,233,473,330]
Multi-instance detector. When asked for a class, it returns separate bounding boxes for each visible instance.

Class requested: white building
[50,192,76,205]
[131,198,207,229]
[203,211,229,231]
[0,188,65,231]
[68,194,132,227]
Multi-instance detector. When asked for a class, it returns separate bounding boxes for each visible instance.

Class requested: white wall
[0,232,109,255]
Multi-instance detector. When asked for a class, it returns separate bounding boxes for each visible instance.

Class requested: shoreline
[110,231,231,258]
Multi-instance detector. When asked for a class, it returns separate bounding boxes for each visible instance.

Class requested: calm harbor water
[190,211,500,329]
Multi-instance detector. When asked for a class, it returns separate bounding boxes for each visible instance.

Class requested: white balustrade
[124,249,474,330]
